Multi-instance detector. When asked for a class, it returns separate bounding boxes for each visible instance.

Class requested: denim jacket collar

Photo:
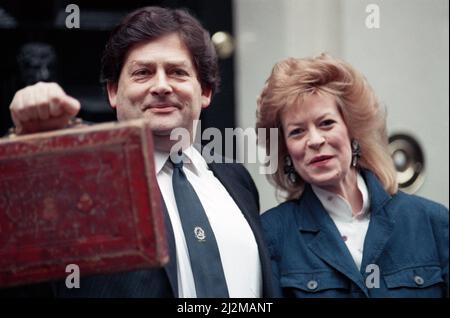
[295,169,395,295]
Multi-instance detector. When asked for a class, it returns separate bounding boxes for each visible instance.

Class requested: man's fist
[9,82,81,135]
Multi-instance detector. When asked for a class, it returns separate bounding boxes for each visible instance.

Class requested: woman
[256,54,448,298]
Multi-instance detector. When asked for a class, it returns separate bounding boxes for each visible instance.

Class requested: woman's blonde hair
[256,54,397,200]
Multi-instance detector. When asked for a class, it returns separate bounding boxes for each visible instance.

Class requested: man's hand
[9,82,81,135]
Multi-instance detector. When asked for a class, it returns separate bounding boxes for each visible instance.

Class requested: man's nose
[150,71,172,96]
[306,129,326,149]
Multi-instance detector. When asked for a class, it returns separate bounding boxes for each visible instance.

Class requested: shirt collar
[312,172,370,222]
[154,150,170,175]
[154,144,208,177]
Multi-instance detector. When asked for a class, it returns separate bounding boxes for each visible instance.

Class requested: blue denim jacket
[261,170,449,298]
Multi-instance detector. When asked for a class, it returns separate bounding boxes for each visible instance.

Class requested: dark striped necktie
[170,154,229,298]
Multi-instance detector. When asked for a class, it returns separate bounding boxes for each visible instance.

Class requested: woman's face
[281,93,353,190]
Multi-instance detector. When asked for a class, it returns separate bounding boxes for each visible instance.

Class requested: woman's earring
[284,155,299,183]
[351,139,361,167]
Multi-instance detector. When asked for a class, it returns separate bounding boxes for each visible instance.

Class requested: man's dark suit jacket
[2,162,274,298]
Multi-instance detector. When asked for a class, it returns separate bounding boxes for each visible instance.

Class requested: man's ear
[201,86,212,109]
[106,81,118,109]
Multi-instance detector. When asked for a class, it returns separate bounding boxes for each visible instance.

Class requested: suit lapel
[359,170,395,274]
[207,162,274,297]
[159,159,266,297]
[298,185,369,295]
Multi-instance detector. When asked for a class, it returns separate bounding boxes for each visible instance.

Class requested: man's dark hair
[100,6,220,94]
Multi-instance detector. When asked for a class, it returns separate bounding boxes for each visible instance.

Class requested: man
[7,6,274,298]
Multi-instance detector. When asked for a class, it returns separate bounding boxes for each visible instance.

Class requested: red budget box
[0,119,168,287]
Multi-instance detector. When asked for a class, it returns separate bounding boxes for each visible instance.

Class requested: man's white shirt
[154,146,262,298]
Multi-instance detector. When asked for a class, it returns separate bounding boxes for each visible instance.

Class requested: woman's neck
[322,169,363,215]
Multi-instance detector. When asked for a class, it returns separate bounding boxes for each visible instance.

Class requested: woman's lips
[309,155,333,166]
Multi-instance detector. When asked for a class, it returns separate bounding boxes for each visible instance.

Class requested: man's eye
[133,69,149,76]
[172,69,188,76]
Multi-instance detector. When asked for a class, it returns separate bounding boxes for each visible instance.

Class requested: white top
[312,173,371,271]
[154,146,262,298]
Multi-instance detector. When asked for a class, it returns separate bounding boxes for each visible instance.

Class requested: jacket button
[414,275,424,286]
[307,280,318,290]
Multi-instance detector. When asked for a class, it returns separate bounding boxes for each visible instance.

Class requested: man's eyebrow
[128,60,191,68]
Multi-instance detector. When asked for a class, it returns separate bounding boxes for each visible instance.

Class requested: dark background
[0,0,236,149]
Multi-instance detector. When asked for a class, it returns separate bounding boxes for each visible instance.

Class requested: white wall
[234,0,449,211]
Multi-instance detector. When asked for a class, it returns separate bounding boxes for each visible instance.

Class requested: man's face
[107,32,211,149]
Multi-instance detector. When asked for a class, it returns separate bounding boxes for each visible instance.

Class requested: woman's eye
[321,119,335,126]
[288,128,304,137]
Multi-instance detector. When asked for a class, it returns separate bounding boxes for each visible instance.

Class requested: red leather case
[0,119,168,287]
